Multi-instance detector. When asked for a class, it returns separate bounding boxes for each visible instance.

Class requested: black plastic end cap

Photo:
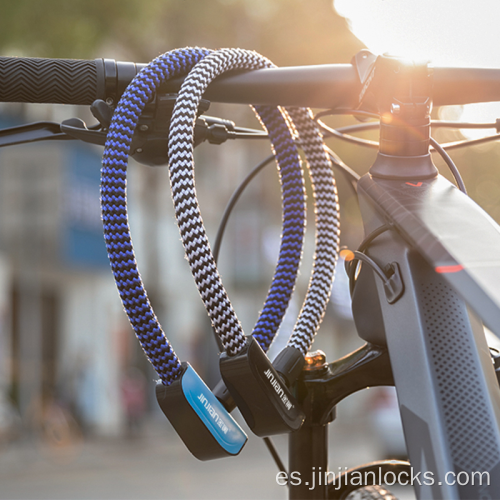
[272,346,305,387]
[212,378,236,412]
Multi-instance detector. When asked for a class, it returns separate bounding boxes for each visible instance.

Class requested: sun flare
[334,0,500,68]
[334,0,500,135]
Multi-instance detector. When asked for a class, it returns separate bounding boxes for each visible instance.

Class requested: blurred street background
[0,407,414,500]
[0,0,498,498]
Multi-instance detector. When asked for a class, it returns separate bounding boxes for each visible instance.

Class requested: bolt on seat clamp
[156,363,247,460]
[219,336,305,437]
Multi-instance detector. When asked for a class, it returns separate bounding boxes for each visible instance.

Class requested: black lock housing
[219,336,305,437]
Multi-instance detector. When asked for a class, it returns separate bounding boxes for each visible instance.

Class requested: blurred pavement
[0,412,415,500]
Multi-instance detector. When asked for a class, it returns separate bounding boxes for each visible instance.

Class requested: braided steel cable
[101,47,306,382]
[287,108,340,355]
[246,105,306,352]
[168,49,306,355]
[101,48,211,386]
[169,49,340,357]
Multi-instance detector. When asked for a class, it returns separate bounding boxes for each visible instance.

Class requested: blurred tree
[0,0,363,64]
[0,0,371,241]
[148,0,364,65]
[0,0,165,59]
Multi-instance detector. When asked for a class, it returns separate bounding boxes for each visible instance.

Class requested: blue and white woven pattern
[101,47,306,383]
[101,48,210,386]
[168,48,340,358]
[251,105,306,352]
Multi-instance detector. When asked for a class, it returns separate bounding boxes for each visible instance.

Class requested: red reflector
[435,264,464,274]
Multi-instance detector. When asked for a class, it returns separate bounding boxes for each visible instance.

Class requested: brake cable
[212,154,274,265]
[315,112,469,194]
[316,112,500,152]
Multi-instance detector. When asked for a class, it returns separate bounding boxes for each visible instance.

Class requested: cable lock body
[219,337,305,436]
[156,363,247,460]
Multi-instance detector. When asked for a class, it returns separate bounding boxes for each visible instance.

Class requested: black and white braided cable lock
[168,48,340,361]
[286,107,340,356]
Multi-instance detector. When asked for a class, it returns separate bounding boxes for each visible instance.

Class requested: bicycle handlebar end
[0,56,100,105]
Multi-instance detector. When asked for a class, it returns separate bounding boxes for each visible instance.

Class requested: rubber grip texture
[0,57,98,105]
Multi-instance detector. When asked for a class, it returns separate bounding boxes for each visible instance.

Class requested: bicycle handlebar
[1,55,500,108]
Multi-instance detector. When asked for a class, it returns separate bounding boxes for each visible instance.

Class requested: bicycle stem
[354,53,440,180]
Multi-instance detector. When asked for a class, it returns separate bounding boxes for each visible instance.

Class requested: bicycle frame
[358,174,500,499]
[286,56,500,500]
[286,172,500,500]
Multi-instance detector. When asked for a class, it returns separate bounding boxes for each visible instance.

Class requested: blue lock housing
[156,363,247,460]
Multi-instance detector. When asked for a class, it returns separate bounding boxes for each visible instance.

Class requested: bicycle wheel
[344,485,398,500]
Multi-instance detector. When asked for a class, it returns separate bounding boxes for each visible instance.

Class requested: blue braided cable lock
[101,46,314,455]
[100,47,250,460]
[156,363,247,460]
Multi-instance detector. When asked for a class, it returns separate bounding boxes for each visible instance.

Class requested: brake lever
[60,117,107,146]
[0,117,107,149]
[0,121,73,147]
[0,96,263,165]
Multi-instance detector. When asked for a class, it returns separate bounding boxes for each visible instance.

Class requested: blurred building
[0,101,347,437]
[0,107,127,435]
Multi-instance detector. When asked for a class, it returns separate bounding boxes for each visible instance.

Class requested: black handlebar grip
[0,57,99,105]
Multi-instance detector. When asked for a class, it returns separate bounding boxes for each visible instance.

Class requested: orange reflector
[340,249,355,262]
[304,350,327,371]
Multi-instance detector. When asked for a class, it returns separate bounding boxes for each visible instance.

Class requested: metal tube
[288,424,328,500]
